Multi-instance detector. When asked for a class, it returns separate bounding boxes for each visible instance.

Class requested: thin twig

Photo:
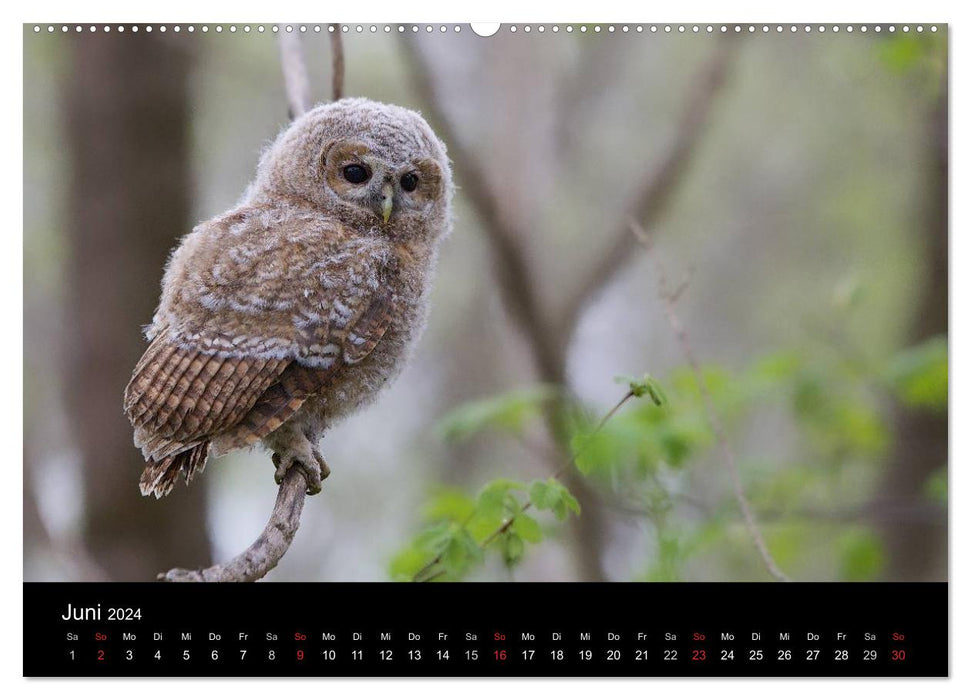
[558,39,737,342]
[330,26,345,100]
[554,39,628,161]
[279,32,311,118]
[632,221,790,582]
[413,389,636,583]
[159,469,309,582]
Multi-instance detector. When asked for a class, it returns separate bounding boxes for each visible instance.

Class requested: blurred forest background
[23,24,947,582]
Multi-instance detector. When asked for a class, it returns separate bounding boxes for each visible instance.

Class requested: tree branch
[402,35,614,580]
[159,469,309,582]
[400,36,741,583]
[399,35,564,383]
[633,221,789,583]
[279,31,311,118]
[558,39,737,342]
[330,26,345,100]
[554,38,628,162]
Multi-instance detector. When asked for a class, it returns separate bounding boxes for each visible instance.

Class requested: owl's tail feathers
[139,441,211,499]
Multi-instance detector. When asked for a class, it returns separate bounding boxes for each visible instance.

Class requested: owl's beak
[380,182,394,223]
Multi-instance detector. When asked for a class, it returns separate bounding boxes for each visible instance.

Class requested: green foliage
[422,488,475,522]
[394,317,946,582]
[572,374,710,484]
[883,335,947,410]
[837,529,886,581]
[791,366,889,458]
[880,36,929,73]
[389,520,484,582]
[512,513,543,543]
[529,478,581,520]
[465,479,525,541]
[390,477,580,582]
[500,532,525,567]
[877,32,947,102]
[435,385,559,443]
[879,34,946,77]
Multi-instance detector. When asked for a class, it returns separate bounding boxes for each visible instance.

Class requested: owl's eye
[342,164,370,184]
[400,172,420,193]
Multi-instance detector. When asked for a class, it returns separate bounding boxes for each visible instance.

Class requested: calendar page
[22,20,948,678]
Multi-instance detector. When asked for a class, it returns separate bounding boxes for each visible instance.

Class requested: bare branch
[401,34,620,581]
[633,221,789,582]
[559,39,738,341]
[330,27,345,100]
[159,469,309,582]
[554,38,629,160]
[279,32,311,118]
[399,35,564,383]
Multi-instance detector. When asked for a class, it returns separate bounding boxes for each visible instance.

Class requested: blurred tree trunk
[65,32,211,580]
[880,76,947,581]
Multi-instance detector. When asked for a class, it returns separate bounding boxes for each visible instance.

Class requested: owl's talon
[301,464,323,495]
[313,447,332,481]
[271,448,324,495]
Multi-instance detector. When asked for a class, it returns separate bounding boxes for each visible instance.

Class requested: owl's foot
[272,444,330,496]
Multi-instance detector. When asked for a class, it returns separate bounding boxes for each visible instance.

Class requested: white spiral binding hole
[31,24,941,35]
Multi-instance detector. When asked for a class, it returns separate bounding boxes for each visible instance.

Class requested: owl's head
[250,97,453,241]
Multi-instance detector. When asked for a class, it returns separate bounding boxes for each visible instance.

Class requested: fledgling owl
[124,98,452,498]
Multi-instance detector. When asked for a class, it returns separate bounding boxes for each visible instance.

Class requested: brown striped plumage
[124,98,452,498]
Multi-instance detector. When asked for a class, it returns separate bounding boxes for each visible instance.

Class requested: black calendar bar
[24,582,946,677]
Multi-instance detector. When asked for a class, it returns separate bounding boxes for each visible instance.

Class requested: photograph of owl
[123,97,453,499]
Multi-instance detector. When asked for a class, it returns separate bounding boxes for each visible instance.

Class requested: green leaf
[571,430,618,476]
[500,532,525,567]
[435,385,559,443]
[389,546,431,582]
[423,489,476,522]
[512,513,543,543]
[529,479,553,509]
[413,521,453,550]
[475,479,525,522]
[440,527,484,576]
[884,336,947,410]
[529,478,580,520]
[466,479,526,541]
[616,374,669,407]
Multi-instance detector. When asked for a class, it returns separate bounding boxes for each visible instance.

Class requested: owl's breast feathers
[124,206,404,498]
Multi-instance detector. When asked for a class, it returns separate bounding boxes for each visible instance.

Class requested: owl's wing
[124,340,291,451]
[125,208,397,497]
[217,289,396,452]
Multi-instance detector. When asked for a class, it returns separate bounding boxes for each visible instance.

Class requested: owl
[124,97,453,499]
